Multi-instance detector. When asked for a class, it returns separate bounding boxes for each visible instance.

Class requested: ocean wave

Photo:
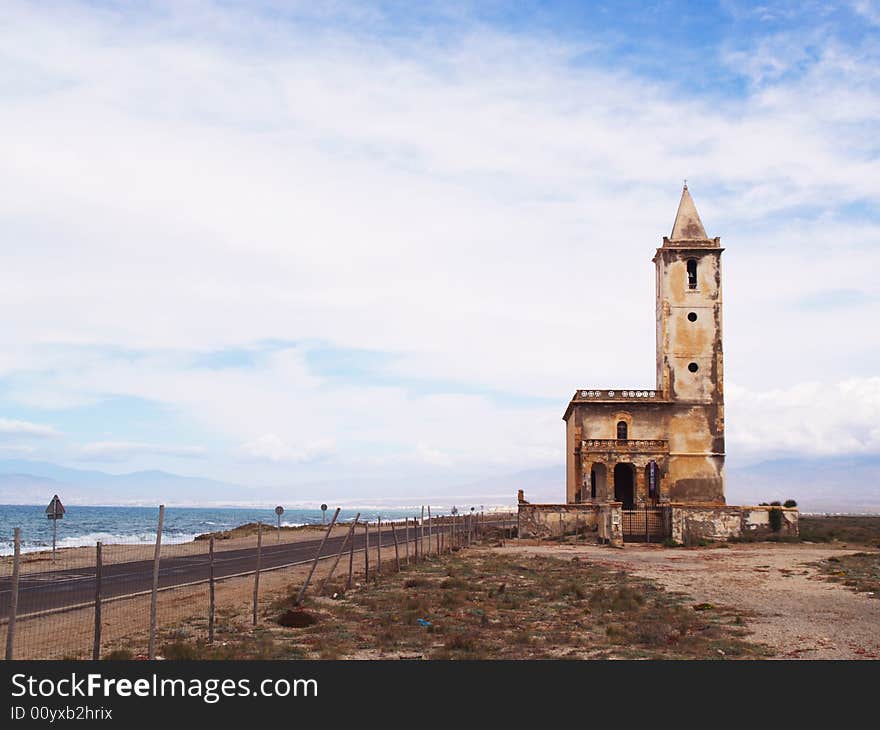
[0,530,199,556]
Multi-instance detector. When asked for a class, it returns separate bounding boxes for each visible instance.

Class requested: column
[634,461,647,506]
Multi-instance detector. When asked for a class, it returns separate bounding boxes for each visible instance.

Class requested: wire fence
[1,507,516,660]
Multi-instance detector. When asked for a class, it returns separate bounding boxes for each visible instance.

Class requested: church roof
[670,184,708,241]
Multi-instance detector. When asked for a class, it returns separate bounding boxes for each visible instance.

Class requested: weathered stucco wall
[670,504,798,544]
[565,399,725,505]
[562,190,726,507]
[517,500,623,547]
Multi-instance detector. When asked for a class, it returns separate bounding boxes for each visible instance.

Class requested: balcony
[579,439,669,453]
[573,389,662,402]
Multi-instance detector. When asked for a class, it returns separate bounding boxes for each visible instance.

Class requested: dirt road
[498,542,880,659]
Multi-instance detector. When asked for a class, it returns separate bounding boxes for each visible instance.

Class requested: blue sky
[0,0,879,492]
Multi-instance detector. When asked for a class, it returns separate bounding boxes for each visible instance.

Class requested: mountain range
[0,456,878,513]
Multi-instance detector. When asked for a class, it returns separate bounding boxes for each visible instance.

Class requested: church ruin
[564,184,725,508]
[518,185,798,544]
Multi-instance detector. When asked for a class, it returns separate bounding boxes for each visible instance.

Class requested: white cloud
[0,2,877,485]
[727,378,880,458]
[0,418,59,438]
[79,441,206,461]
[238,434,336,464]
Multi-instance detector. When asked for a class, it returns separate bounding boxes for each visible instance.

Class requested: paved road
[0,519,510,619]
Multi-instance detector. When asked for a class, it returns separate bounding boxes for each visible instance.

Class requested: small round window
[687,312,697,322]
[688,362,699,373]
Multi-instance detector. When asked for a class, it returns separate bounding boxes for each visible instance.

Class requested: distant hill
[726,454,880,513]
[0,459,259,507]
[0,455,877,512]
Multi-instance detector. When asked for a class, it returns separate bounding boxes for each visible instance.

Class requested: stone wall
[517,491,797,546]
[517,499,623,547]
[670,504,798,545]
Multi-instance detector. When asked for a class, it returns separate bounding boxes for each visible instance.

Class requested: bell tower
[653,184,725,500]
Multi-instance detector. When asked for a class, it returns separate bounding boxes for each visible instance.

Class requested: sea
[0,505,425,556]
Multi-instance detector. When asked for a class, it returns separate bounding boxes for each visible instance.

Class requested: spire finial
[670,183,708,240]
[683,178,687,190]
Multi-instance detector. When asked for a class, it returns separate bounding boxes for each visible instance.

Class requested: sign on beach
[46,494,65,520]
[45,494,65,560]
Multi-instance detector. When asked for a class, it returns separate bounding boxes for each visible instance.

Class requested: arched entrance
[614,463,635,509]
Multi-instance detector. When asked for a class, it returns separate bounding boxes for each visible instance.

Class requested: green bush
[783,499,797,508]
[769,507,784,532]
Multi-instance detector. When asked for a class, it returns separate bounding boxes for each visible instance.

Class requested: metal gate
[621,506,670,543]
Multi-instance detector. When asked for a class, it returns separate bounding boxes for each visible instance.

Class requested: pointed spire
[670,183,708,241]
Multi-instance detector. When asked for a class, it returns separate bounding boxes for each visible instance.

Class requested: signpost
[45,494,65,561]
[275,506,284,542]
[321,503,328,525]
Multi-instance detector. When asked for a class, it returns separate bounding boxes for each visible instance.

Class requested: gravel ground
[496,542,880,659]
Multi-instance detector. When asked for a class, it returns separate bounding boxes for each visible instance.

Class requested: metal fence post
[296,508,340,604]
[347,525,355,590]
[364,522,370,581]
[148,504,165,660]
[92,541,103,660]
[252,522,263,625]
[319,513,360,594]
[390,520,401,571]
[208,536,215,643]
[4,527,21,660]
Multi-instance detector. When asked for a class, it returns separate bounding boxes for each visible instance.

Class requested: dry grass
[816,552,880,598]
[798,516,880,548]
[155,546,767,660]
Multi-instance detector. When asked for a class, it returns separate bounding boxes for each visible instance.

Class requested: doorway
[613,463,635,509]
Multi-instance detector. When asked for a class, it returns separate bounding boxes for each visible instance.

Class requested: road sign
[275,506,284,541]
[46,495,65,520]
[320,504,328,525]
[45,494,65,561]
[275,506,284,516]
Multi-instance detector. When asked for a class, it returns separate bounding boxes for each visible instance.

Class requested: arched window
[617,421,628,440]
[687,259,698,289]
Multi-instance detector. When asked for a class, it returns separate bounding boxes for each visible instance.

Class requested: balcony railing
[574,389,660,401]
[579,439,669,452]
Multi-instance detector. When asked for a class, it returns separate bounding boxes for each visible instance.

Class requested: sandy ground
[496,541,880,659]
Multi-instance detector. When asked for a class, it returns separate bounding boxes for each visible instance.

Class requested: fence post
[92,541,103,660]
[319,513,360,595]
[148,504,165,660]
[364,522,370,581]
[405,518,410,565]
[208,537,215,643]
[5,527,21,661]
[427,506,433,556]
[413,516,419,562]
[347,524,355,590]
[420,506,425,558]
[390,520,401,571]
[377,517,382,576]
[252,522,263,626]
[296,508,340,605]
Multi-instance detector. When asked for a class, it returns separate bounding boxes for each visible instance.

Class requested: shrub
[103,649,133,660]
[769,507,784,532]
[783,499,797,508]
[161,641,200,660]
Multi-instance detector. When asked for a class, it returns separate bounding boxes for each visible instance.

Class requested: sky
[0,0,879,495]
